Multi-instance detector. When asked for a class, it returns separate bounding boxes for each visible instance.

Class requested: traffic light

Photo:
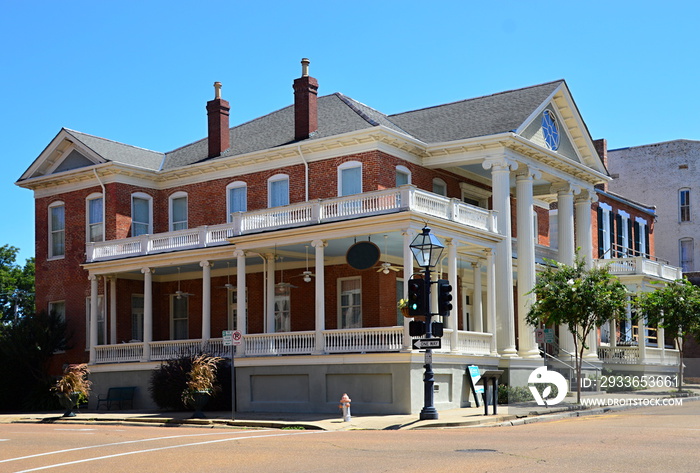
[409,320,426,337]
[407,278,426,316]
[437,279,453,316]
[431,322,444,338]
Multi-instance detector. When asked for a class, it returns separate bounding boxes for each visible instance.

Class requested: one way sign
[412,338,441,350]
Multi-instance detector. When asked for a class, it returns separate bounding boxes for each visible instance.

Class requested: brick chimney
[293,58,319,141]
[206,82,230,158]
[593,138,608,191]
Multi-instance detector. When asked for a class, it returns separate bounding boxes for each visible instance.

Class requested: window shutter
[596,207,604,258]
[627,218,634,256]
[645,225,650,257]
[634,221,641,256]
[615,214,623,257]
[609,211,615,256]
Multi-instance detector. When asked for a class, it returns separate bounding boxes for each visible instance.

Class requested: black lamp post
[409,226,444,420]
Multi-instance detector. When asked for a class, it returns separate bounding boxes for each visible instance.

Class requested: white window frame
[226,181,248,221]
[600,203,613,259]
[636,216,648,257]
[48,201,65,259]
[169,191,188,231]
[680,238,694,272]
[48,300,66,322]
[679,188,691,223]
[432,178,447,196]
[85,295,105,348]
[396,165,411,187]
[131,192,153,236]
[268,174,289,208]
[619,210,630,255]
[274,285,291,332]
[86,192,104,243]
[459,182,491,209]
[170,295,189,340]
[338,276,362,329]
[338,161,363,197]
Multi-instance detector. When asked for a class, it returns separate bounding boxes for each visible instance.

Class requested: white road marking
[0,430,273,464]
[14,430,326,472]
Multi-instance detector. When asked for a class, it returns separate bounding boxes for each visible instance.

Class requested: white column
[483,157,517,357]
[312,239,327,354]
[485,248,498,356]
[576,189,599,359]
[141,267,153,362]
[402,229,416,351]
[447,238,459,352]
[200,260,212,343]
[109,276,117,345]
[234,249,247,355]
[471,261,483,332]
[265,254,276,333]
[516,168,540,358]
[554,183,578,357]
[657,324,665,363]
[638,301,647,362]
[89,275,99,364]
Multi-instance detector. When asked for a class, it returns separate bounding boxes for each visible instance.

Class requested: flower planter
[190,390,211,419]
[56,392,80,417]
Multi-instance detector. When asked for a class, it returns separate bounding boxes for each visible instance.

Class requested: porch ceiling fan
[275,256,299,289]
[217,262,235,290]
[292,246,316,282]
[376,235,402,274]
[170,267,194,299]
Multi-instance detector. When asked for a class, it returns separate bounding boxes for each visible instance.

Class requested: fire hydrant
[339,393,351,422]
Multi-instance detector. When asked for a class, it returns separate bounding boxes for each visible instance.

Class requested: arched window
[227,181,247,221]
[396,165,411,186]
[169,191,188,231]
[131,192,153,236]
[48,200,65,259]
[432,178,447,196]
[338,161,362,196]
[680,238,694,272]
[268,174,289,208]
[86,192,104,243]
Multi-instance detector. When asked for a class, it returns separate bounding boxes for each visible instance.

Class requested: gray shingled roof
[65,129,164,171]
[43,81,566,173]
[388,81,563,143]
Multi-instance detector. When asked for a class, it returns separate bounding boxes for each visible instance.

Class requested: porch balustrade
[594,257,682,281]
[598,346,680,365]
[86,186,498,263]
[92,328,494,364]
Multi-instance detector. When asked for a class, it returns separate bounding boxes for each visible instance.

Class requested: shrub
[150,353,231,411]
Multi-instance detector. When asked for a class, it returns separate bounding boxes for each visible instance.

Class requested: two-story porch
[84,186,508,414]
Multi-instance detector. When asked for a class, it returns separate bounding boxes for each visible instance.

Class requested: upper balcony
[593,256,683,281]
[86,186,499,263]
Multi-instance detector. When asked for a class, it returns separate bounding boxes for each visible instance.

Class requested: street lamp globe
[409,227,444,268]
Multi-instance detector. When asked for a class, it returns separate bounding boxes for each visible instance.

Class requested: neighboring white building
[608,140,700,271]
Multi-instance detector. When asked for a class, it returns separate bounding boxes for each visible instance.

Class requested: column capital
[199,260,212,268]
[483,157,518,172]
[141,267,152,275]
[233,249,246,258]
[471,260,482,269]
[515,165,542,181]
[88,274,98,282]
[550,181,581,195]
[311,239,327,248]
[575,187,598,204]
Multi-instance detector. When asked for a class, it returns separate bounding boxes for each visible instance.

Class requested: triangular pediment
[18,128,106,181]
[515,83,607,175]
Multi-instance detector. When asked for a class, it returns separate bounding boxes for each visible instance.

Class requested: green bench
[96,386,136,410]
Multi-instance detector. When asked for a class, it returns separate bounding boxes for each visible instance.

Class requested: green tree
[526,255,628,403]
[634,278,700,390]
[0,245,35,322]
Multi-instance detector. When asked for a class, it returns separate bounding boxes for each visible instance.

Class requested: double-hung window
[433,178,447,196]
[680,188,691,222]
[338,277,362,329]
[171,295,189,340]
[680,238,694,272]
[86,194,104,242]
[268,175,289,208]
[131,193,152,236]
[396,165,410,186]
[49,201,65,259]
[227,181,247,220]
[338,161,362,196]
[169,192,188,231]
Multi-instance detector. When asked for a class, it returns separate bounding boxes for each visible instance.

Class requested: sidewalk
[1,386,697,431]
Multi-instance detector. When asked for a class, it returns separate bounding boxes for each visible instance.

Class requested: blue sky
[2,1,698,264]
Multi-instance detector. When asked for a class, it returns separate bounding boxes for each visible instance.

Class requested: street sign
[222,330,234,347]
[231,330,243,346]
[535,328,545,343]
[412,338,441,350]
[544,328,555,344]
